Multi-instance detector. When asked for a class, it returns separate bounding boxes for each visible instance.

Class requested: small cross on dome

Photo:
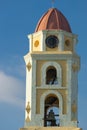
[51,0,55,7]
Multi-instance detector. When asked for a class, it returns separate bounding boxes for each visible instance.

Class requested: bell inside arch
[44,95,60,127]
[46,66,58,85]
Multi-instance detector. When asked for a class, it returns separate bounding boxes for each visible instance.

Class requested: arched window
[46,66,58,85]
[44,95,60,127]
[41,62,62,86]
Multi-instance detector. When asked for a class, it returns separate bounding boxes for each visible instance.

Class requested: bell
[48,110,55,120]
[47,110,57,126]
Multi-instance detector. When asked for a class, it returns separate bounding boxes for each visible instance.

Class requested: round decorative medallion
[34,40,39,47]
[65,40,70,48]
[45,35,59,48]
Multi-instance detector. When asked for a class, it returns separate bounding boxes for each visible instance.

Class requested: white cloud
[0,71,25,108]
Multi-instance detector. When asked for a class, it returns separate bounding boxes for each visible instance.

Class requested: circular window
[46,35,59,48]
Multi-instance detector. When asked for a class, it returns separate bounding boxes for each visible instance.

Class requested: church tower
[20,8,82,130]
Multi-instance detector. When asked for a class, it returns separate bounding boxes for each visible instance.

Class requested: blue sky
[0,0,87,130]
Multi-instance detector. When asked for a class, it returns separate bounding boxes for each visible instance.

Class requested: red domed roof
[35,8,72,33]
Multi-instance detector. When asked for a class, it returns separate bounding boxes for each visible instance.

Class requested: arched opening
[44,95,60,127]
[46,66,58,85]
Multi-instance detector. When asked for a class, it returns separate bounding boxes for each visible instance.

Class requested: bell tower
[20,8,82,130]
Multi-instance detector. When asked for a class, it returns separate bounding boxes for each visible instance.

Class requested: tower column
[67,60,72,123]
[41,31,46,51]
[28,35,33,52]
[58,32,64,51]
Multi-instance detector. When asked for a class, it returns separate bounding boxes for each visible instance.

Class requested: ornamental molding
[26,102,31,122]
[26,62,32,71]
[72,103,77,113]
[72,63,79,72]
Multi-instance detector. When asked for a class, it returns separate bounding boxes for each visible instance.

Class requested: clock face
[46,35,59,48]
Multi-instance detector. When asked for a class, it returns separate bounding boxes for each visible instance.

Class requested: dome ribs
[35,8,72,33]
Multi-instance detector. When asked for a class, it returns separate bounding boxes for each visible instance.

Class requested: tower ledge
[20,127,82,130]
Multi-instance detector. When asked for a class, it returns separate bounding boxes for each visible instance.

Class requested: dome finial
[51,0,55,8]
